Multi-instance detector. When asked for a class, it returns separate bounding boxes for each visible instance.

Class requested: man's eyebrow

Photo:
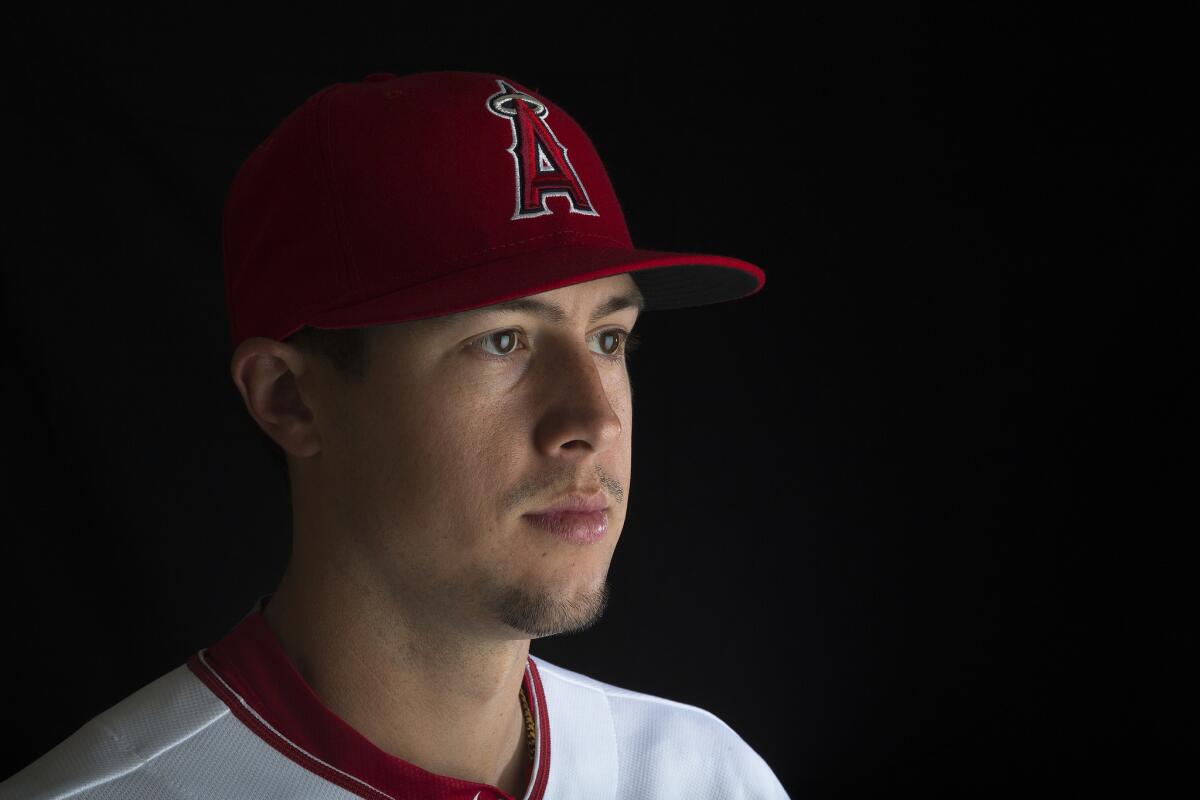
[427,288,646,327]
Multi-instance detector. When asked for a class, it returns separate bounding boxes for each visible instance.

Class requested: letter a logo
[486,80,598,220]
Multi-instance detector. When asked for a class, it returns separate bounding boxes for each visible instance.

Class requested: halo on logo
[489,90,547,119]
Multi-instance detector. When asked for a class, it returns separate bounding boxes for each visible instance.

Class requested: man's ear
[230,337,322,459]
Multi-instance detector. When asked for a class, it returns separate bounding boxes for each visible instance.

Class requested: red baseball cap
[222,70,766,350]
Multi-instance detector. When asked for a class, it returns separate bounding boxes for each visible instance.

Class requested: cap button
[363,72,397,82]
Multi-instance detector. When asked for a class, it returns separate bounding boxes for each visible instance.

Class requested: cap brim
[299,244,764,337]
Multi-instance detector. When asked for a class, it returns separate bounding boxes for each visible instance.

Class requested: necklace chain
[518,685,536,765]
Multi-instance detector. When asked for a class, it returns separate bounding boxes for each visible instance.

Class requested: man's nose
[531,341,625,456]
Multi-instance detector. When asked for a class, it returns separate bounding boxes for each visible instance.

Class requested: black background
[4,7,1195,796]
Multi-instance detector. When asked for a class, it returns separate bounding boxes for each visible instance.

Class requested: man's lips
[524,492,608,515]
[522,509,608,542]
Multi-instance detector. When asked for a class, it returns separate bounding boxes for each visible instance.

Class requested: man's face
[302,273,641,640]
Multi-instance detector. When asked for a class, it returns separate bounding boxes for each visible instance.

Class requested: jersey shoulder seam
[65,707,229,799]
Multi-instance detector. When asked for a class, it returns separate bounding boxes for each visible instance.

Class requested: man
[1,70,788,799]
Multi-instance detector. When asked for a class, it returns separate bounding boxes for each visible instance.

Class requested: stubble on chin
[494,578,612,639]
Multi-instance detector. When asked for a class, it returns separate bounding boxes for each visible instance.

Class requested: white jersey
[1,596,789,799]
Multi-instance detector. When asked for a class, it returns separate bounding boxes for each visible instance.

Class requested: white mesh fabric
[531,655,790,800]
[1,655,789,799]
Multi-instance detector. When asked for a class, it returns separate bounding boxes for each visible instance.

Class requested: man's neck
[260,561,533,795]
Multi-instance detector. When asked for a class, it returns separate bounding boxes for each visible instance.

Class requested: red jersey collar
[186,595,550,800]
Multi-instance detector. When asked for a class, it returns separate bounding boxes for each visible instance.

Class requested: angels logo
[486,79,597,220]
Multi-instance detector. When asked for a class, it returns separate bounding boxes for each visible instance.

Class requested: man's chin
[496,579,612,639]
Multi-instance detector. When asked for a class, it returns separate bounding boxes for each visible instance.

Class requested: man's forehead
[417,277,645,328]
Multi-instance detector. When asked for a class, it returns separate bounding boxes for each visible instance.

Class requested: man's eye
[478,329,522,356]
[594,329,641,358]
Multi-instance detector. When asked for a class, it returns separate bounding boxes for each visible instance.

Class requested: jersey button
[362,72,397,82]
